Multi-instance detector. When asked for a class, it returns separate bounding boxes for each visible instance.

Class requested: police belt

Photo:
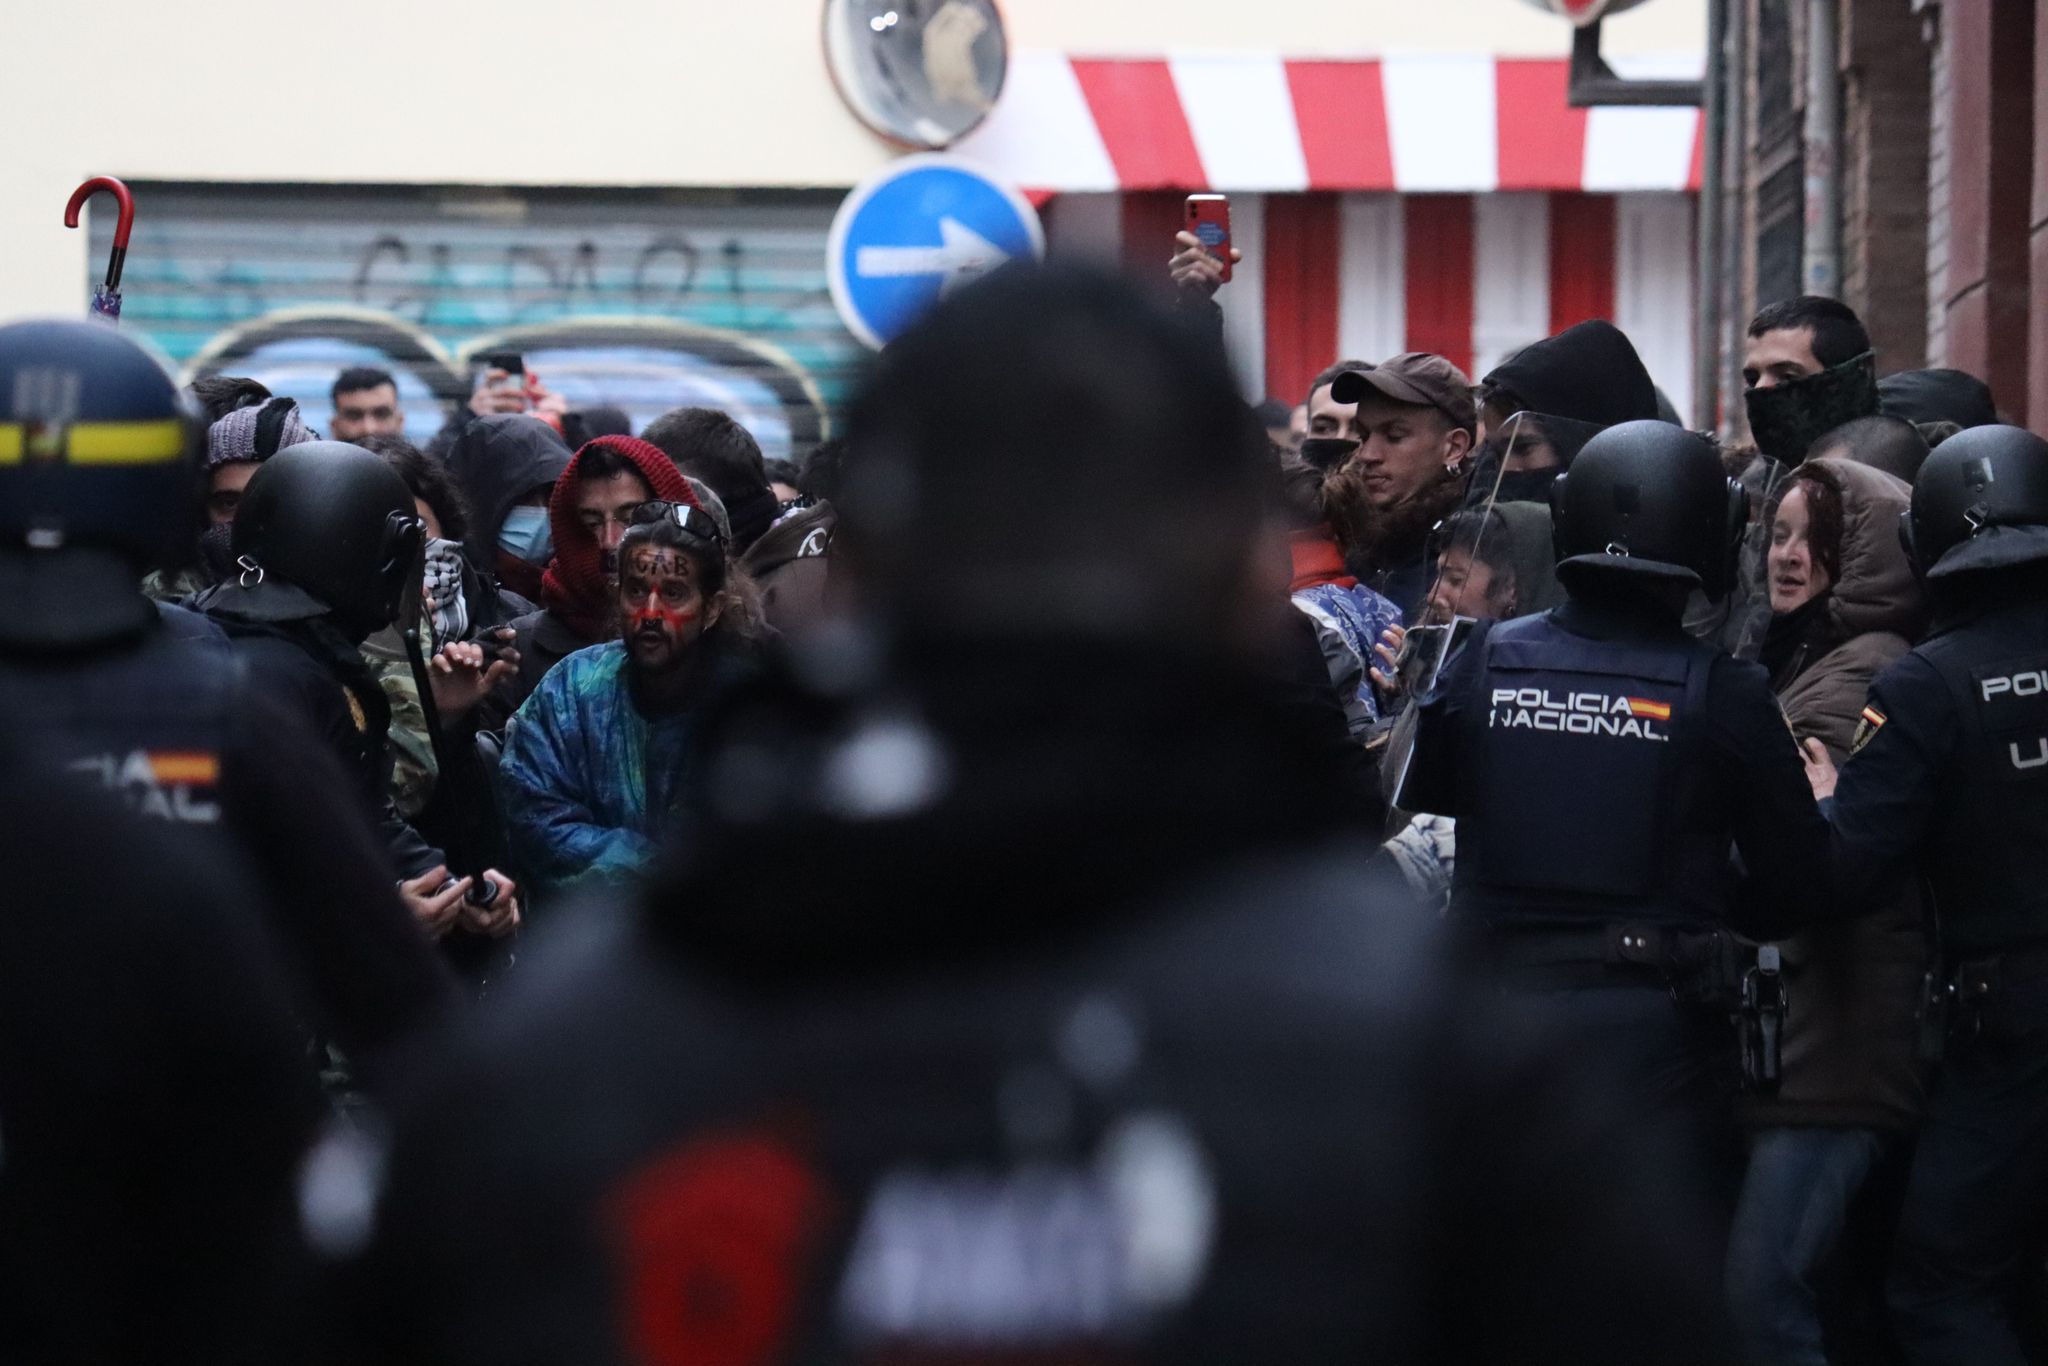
[1473,921,1739,1000]
[1947,939,2048,1039]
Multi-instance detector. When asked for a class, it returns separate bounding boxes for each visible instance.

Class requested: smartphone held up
[1185,195,1233,283]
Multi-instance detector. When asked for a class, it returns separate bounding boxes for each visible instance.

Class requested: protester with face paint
[496,488,765,903]
[483,435,696,728]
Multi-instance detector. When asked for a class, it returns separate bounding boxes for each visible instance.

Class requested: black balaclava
[1745,351,1879,465]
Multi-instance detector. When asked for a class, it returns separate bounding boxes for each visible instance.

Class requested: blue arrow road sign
[827,154,1045,350]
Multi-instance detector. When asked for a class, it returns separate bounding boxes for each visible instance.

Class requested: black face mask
[197,521,238,586]
[1489,467,1565,505]
[1744,351,1879,465]
[1298,437,1360,473]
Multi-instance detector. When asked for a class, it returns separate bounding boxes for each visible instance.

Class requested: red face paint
[622,548,706,659]
[629,601,697,636]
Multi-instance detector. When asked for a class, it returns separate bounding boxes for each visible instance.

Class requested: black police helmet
[1902,423,2048,579]
[232,442,424,639]
[1551,420,1746,598]
[0,319,198,565]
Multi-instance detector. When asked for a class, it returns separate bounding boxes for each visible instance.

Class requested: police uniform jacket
[0,601,454,1063]
[1405,588,1829,943]
[1827,567,2048,959]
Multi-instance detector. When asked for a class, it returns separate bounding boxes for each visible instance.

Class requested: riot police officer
[1404,420,1830,1179]
[0,319,451,1065]
[0,737,321,1365]
[191,442,522,942]
[333,269,1734,1366]
[1802,425,2048,1365]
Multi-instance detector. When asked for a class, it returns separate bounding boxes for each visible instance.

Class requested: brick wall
[1939,0,2035,425]
[1840,0,1930,372]
[1926,1,1951,364]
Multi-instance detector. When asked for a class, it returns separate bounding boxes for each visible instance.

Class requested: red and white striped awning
[954,51,1705,194]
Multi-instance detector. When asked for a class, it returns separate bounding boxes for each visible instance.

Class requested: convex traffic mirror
[824,0,1009,148]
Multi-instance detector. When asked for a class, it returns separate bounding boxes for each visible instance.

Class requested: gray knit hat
[205,395,315,469]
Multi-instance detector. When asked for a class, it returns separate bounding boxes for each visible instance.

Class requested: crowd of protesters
[0,220,2044,1366]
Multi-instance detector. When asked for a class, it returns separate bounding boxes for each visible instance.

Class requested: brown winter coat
[1745,456,1931,1132]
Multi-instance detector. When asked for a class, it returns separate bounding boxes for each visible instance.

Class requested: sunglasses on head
[627,499,726,548]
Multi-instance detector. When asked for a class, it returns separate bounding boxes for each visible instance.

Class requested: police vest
[1453,613,1722,925]
[0,616,239,828]
[1914,613,2048,954]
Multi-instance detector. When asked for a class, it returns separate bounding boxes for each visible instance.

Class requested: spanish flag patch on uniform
[1851,706,1887,755]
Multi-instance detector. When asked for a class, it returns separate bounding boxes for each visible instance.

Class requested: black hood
[440,415,573,569]
[1482,320,1661,430]
[1878,368,1998,430]
[642,636,1379,983]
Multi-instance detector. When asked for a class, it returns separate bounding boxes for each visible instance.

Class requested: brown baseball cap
[1328,353,1478,433]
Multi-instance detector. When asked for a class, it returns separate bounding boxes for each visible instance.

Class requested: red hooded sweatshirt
[540,436,698,644]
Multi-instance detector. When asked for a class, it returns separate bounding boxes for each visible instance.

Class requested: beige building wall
[0,0,1703,316]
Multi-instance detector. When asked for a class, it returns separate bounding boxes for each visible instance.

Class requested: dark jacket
[439,415,573,605]
[195,578,446,881]
[739,500,836,634]
[1747,457,1930,1132]
[342,639,1732,1365]
[499,606,588,713]
[1826,566,2048,958]
[1878,367,1998,430]
[0,601,455,1064]
[0,748,322,1366]
[1407,591,1831,943]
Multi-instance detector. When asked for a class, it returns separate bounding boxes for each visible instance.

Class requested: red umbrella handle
[64,176,136,292]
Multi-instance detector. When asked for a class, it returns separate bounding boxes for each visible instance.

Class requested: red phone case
[1186,196,1233,283]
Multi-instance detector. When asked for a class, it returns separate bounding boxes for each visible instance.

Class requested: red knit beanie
[540,436,697,642]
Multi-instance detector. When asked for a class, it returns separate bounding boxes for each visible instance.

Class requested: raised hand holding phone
[1169,194,1242,297]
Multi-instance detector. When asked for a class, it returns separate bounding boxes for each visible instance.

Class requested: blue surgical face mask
[497,506,553,565]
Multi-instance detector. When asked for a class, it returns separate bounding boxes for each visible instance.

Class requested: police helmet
[0,319,198,565]
[1551,420,1746,599]
[1902,423,2048,579]
[232,442,425,638]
